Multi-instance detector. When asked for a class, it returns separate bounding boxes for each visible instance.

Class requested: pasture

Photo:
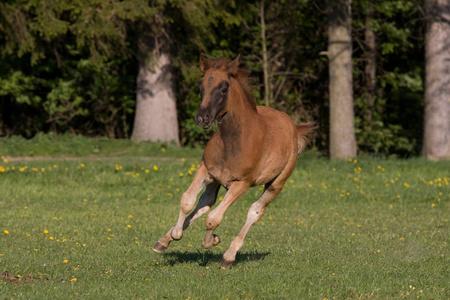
[0,140,449,299]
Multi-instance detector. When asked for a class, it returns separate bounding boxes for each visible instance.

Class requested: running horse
[153,54,315,269]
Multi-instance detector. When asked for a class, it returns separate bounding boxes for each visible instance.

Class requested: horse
[153,54,316,269]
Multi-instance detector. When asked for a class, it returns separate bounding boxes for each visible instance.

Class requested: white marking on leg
[172,163,212,240]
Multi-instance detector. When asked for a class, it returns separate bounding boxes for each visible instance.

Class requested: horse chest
[203,143,253,187]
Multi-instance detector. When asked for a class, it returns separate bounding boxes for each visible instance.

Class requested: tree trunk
[260,0,271,107]
[327,0,357,159]
[423,0,450,159]
[364,3,376,123]
[131,48,180,145]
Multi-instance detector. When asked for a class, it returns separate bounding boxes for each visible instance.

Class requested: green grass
[0,133,199,158]
[0,143,449,299]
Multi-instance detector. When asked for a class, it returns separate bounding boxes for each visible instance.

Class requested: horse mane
[209,57,257,110]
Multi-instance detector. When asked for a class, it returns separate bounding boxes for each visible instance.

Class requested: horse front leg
[152,162,212,253]
[202,181,250,250]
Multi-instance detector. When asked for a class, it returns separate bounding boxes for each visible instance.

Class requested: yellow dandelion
[63,260,68,263]
[44,230,49,234]
[153,165,158,171]
[49,236,54,240]
[403,182,410,187]
[431,203,435,208]
[4,230,9,235]
[127,225,131,228]
[70,278,77,282]
[128,215,133,218]
[80,163,85,168]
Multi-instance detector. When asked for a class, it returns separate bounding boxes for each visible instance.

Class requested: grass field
[0,137,449,299]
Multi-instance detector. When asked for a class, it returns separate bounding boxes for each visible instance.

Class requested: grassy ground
[0,137,449,299]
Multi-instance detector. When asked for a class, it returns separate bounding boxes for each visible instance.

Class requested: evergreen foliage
[0,0,427,156]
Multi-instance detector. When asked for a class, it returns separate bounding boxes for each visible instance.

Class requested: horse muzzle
[195,107,213,129]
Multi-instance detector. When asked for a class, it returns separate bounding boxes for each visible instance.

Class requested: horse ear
[227,54,240,76]
[199,53,210,73]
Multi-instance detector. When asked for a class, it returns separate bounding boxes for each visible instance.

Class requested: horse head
[195,53,240,129]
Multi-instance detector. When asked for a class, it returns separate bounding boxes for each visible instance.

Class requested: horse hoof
[212,234,221,246]
[220,259,233,269]
[152,241,168,253]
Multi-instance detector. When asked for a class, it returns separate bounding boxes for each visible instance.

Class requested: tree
[423,0,450,159]
[327,0,357,158]
[363,1,376,123]
[131,14,179,145]
[0,0,154,138]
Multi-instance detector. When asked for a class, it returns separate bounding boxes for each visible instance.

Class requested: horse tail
[296,122,318,153]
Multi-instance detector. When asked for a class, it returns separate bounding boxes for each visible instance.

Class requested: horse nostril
[204,114,210,123]
[195,115,203,124]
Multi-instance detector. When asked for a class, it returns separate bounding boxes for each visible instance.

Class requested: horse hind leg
[220,179,286,269]
[152,162,213,253]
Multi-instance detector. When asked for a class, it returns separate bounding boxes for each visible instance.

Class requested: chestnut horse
[153,54,315,269]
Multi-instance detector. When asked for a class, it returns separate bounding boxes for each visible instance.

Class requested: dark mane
[210,57,256,110]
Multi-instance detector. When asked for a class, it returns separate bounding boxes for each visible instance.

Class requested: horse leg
[182,181,221,229]
[152,162,212,253]
[220,177,289,269]
[202,181,250,250]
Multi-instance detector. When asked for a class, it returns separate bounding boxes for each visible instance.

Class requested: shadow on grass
[161,250,270,267]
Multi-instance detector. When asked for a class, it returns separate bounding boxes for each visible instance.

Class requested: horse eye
[221,88,228,94]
